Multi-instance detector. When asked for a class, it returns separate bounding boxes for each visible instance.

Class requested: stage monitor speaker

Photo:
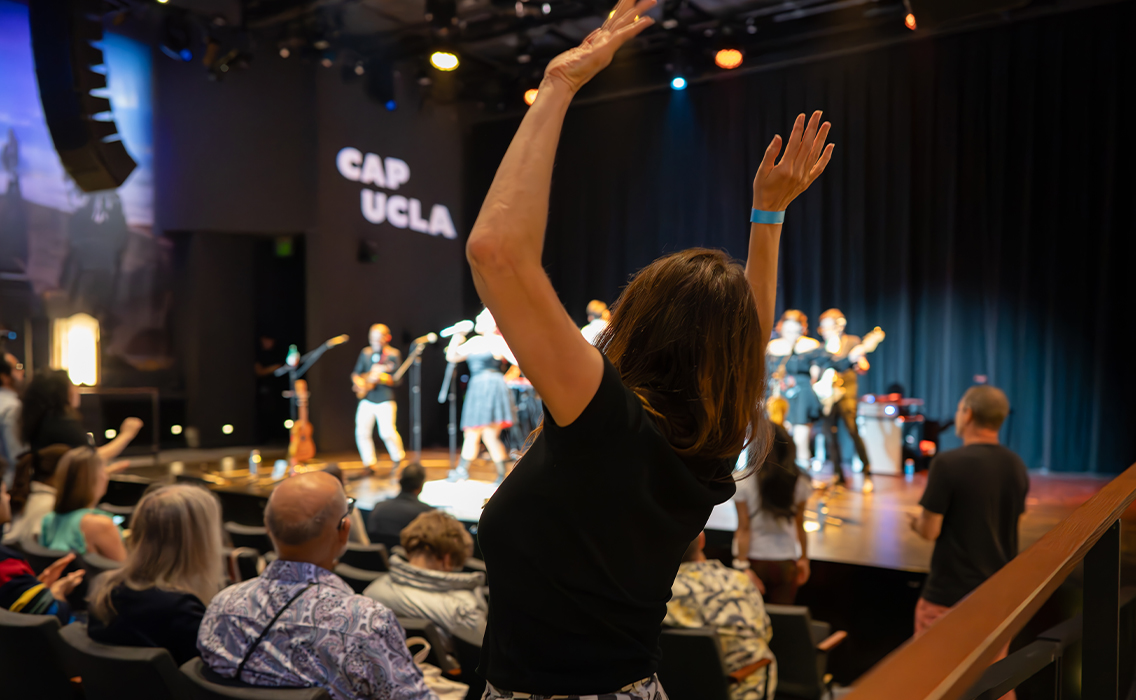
[905,0,1031,30]
[28,0,136,192]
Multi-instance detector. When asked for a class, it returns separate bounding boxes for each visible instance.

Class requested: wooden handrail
[843,462,1136,700]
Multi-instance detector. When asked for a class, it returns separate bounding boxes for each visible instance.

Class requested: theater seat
[224,547,264,583]
[333,562,385,594]
[338,542,389,571]
[397,616,459,673]
[79,551,124,580]
[180,658,332,699]
[224,522,273,553]
[17,535,71,574]
[766,604,847,700]
[59,621,191,700]
[0,607,77,700]
[657,626,735,700]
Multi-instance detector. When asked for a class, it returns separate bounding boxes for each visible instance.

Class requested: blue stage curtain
[465,1,1136,473]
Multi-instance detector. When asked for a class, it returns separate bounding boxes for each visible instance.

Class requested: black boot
[447,457,470,482]
[493,460,508,485]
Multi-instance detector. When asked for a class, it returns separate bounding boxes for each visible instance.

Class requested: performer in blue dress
[445,308,518,484]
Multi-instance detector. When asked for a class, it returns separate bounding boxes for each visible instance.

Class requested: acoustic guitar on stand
[288,379,316,467]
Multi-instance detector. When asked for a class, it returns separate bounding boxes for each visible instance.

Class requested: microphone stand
[274,335,346,420]
[410,350,423,460]
[438,362,458,468]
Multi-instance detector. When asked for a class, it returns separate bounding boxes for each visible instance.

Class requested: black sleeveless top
[477,354,736,695]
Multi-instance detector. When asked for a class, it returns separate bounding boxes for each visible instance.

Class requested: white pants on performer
[355,399,405,466]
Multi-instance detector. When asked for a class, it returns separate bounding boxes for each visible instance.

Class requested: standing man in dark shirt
[816,309,874,491]
[909,385,1028,695]
[351,324,406,479]
[366,463,434,551]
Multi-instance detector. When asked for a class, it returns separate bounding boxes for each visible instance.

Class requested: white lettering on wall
[338,146,456,240]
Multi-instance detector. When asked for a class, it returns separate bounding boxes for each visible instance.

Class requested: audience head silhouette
[398,462,427,494]
[264,471,350,571]
[956,386,1010,438]
[402,510,469,571]
[53,447,107,514]
[8,444,69,518]
[19,369,76,445]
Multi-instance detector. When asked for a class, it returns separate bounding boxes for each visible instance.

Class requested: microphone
[413,333,439,345]
[326,334,350,347]
[440,320,474,338]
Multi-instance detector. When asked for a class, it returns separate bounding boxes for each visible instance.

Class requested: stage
[118,446,1136,576]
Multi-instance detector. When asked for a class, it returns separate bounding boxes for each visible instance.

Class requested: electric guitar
[288,379,316,466]
[352,344,428,399]
[814,327,886,416]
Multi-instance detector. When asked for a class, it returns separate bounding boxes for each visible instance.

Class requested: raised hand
[543,0,656,93]
[37,553,76,587]
[753,111,835,212]
[119,417,143,438]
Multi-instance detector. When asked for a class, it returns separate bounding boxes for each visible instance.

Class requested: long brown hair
[53,447,104,514]
[9,445,70,516]
[596,248,770,474]
[90,484,224,622]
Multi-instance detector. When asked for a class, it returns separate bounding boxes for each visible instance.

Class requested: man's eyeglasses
[338,497,356,531]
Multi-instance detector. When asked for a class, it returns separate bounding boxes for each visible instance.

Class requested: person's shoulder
[798,337,822,351]
[81,511,118,532]
[766,337,789,355]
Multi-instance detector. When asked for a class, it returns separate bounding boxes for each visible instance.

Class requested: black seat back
[397,616,459,673]
[216,493,269,527]
[59,621,191,700]
[0,607,76,700]
[18,535,71,573]
[180,657,333,699]
[766,604,828,700]
[333,563,385,594]
[338,542,389,571]
[103,476,150,508]
[657,626,732,700]
[224,522,272,553]
[223,547,264,583]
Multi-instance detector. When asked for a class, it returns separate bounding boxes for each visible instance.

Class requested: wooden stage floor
[120,446,1136,576]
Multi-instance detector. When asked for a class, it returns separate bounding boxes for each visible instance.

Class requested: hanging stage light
[430,51,459,71]
[715,48,743,70]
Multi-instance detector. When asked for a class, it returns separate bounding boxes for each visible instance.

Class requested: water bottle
[904,458,915,481]
[249,449,261,476]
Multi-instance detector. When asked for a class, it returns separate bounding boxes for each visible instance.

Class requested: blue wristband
[750,208,786,225]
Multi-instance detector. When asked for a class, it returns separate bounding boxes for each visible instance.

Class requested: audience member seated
[197,472,434,700]
[366,463,433,550]
[40,447,126,561]
[0,480,84,622]
[2,444,70,545]
[909,386,1029,698]
[88,484,225,666]
[665,532,776,700]
[0,354,25,484]
[322,463,371,545]
[733,424,812,604]
[20,369,143,460]
[364,510,488,646]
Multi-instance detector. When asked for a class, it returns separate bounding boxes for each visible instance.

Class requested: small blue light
[884,405,898,417]
[670,76,687,90]
[864,395,876,404]
[179,48,193,62]
[385,100,397,111]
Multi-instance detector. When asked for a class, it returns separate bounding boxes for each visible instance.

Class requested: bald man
[198,473,435,700]
[352,323,407,479]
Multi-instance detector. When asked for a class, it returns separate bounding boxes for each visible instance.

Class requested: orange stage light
[715,48,743,70]
[524,88,539,106]
[904,13,917,30]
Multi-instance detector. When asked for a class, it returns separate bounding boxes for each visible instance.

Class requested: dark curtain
[465,1,1136,473]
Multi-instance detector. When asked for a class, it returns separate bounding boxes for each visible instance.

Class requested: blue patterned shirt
[198,560,436,700]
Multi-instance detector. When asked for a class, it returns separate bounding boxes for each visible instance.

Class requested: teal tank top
[40,508,116,554]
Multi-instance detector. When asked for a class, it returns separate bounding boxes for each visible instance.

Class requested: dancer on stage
[445,308,517,484]
[352,324,406,479]
[766,310,823,469]
[461,0,834,690]
[816,309,873,489]
[580,300,611,345]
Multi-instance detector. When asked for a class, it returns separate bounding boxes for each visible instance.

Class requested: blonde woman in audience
[364,510,488,646]
[88,484,225,665]
[40,447,126,561]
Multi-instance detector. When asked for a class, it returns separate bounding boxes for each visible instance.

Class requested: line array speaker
[28,0,136,192]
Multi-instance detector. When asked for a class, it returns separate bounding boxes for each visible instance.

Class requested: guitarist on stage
[352,324,406,479]
[816,309,874,491]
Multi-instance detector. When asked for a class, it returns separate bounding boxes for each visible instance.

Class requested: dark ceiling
[140,0,1107,110]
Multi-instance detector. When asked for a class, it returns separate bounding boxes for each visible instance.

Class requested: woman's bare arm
[746,113,834,344]
[465,0,655,427]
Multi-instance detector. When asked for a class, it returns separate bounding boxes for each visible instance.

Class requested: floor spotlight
[670,76,687,90]
[430,51,459,71]
[715,48,743,70]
